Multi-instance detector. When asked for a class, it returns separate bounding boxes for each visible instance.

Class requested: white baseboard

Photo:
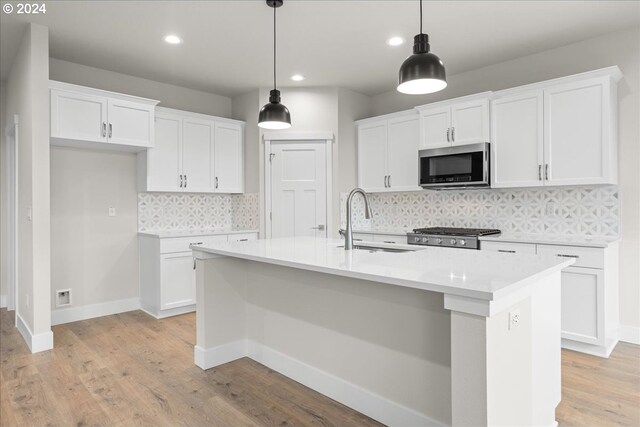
[194,340,247,369]
[139,302,195,319]
[561,338,617,358]
[196,339,444,427]
[16,312,53,353]
[51,297,140,326]
[0,294,6,308]
[619,325,640,345]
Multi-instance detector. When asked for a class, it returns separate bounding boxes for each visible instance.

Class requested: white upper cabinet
[183,118,215,193]
[214,122,244,193]
[50,89,108,143]
[491,67,621,188]
[491,90,544,188]
[357,120,388,191]
[138,107,245,194]
[544,77,617,186]
[106,98,155,148]
[387,114,420,191]
[417,93,491,149]
[419,106,450,149]
[50,81,158,150]
[145,112,183,192]
[357,111,420,193]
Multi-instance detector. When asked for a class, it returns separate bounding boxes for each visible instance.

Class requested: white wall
[50,147,139,311]
[50,58,232,118]
[4,23,52,348]
[231,90,260,194]
[371,26,640,334]
[47,60,234,320]
[0,79,6,307]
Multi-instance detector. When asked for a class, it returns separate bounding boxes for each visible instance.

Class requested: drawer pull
[238,239,249,242]
[193,258,196,270]
[498,249,516,253]
[557,253,579,259]
[190,242,203,246]
[354,238,363,242]
[383,241,397,244]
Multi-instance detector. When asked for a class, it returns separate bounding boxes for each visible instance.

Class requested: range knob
[460,239,466,246]
[413,236,421,243]
[436,238,443,244]
[421,237,428,243]
[450,239,457,245]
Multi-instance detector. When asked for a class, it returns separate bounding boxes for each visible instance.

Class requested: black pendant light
[397,0,447,95]
[258,0,291,129]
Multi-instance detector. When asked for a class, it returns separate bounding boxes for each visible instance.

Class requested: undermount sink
[336,244,413,253]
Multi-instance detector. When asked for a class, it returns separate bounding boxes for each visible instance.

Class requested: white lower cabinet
[482,239,619,357]
[139,232,258,318]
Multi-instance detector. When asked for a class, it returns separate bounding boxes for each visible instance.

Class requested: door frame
[263,131,333,239]
[4,115,19,313]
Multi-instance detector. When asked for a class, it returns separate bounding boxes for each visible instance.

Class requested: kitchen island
[191,237,573,427]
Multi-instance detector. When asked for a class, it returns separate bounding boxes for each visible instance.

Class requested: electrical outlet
[509,309,521,330]
[108,207,116,217]
[545,203,557,216]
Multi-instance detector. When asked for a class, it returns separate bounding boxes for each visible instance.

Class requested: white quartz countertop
[191,237,573,302]
[479,233,620,248]
[138,229,259,238]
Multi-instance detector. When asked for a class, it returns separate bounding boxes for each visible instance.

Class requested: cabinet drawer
[228,233,258,242]
[536,244,604,269]
[480,241,537,255]
[372,234,407,245]
[160,235,227,253]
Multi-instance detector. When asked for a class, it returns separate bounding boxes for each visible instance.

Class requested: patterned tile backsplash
[340,186,620,237]
[138,193,259,231]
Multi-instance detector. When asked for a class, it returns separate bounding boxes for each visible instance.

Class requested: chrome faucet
[340,188,373,250]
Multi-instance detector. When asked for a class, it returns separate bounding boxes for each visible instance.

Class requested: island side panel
[242,260,453,427]
[450,272,562,427]
[195,256,248,369]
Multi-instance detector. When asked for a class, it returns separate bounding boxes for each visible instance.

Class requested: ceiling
[1,1,639,97]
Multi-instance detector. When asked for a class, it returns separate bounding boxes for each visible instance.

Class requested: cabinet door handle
[545,164,549,181]
[215,176,219,189]
[108,123,112,138]
[102,122,107,137]
[388,175,392,187]
[446,127,450,142]
[451,127,455,142]
[498,249,516,253]
[179,174,183,188]
[185,174,187,188]
[538,165,542,181]
[383,175,388,188]
[193,258,196,270]
[557,253,579,259]
[383,241,396,244]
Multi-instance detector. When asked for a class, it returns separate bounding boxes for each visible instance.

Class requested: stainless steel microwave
[419,142,490,188]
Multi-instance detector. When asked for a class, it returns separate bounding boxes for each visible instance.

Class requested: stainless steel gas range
[407,227,501,250]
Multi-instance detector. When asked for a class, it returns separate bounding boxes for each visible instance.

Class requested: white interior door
[270,142,327,238]
[5,121,18,311]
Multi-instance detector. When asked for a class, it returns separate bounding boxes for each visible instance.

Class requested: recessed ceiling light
[290,74,305,82]
[387,36,405,47]
[164,34,183,45]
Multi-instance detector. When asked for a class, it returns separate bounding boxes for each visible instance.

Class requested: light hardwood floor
[1,308,638,427]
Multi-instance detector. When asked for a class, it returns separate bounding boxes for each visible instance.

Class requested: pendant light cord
[273,4,277,90]
[419,0,423,34]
